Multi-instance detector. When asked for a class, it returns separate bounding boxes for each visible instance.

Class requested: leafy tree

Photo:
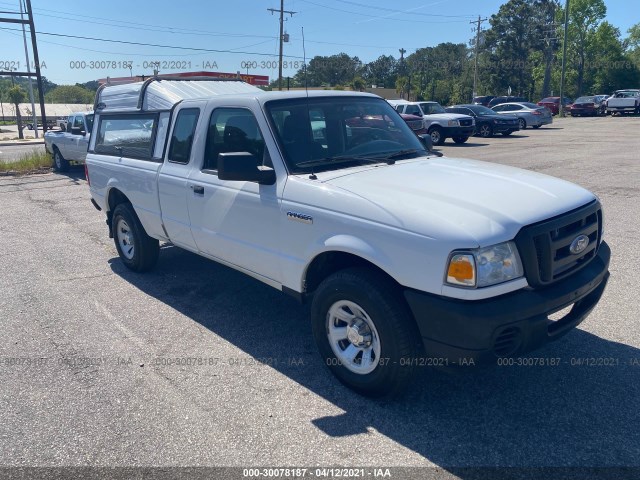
[482,0,543,98]
[293,53,362,87]
[624,23,640,68]
[361,55,397,88]
[45,85,94,104]
[563,0,606,95]
[7,86,27,139]
[351,76,366,92]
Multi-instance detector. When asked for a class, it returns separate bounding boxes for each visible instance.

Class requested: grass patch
[0,150,52,175]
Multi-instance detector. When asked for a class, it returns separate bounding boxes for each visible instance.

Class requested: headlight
[448,120,460,127]
[446,241,523,288]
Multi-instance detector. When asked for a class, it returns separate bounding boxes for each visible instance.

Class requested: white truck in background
[44,111,94,171]
[85,78,610,397]
[605,89,640,115]
[387,100,475,146]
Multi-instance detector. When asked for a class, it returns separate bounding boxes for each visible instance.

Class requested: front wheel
[311,268,421,398]
[429,126,444,146]
[478,123,493,138]
[452,136,469,144]
[112,203,159,272]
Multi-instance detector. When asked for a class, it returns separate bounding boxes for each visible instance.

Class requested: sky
[0,0,636,86]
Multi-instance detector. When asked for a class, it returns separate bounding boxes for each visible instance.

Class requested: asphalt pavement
[0,115,638,479]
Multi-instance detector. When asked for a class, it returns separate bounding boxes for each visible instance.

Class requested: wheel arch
[106,187,132,238]
[303,249,402,298]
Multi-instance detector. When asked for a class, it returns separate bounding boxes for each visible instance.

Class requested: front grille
[460,119,473,127]
[515,201,602,288]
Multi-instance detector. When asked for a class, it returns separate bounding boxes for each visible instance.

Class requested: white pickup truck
[387,100,475,145]
[86,78,610,397]
[44,111,94,171]
[605,89,640,115]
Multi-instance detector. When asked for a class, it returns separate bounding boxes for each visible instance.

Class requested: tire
[502,130,513,136]
[311,267,422,398]
[518,118,526,130]
[452,136,469,144]
[52,147,70,172]
[532,125,541,129]
[428,126,444,146]
[111,203,159,272]
[478,123,493,138]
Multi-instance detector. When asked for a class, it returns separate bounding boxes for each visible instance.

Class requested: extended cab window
[405,105,422,116]
[203,108,265,171]
[168,108,200,164]
[95,114,157,160]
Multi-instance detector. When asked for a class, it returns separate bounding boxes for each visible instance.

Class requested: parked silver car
[491,102,553,129]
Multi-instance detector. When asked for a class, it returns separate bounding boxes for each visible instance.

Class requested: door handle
[191,185,204,195]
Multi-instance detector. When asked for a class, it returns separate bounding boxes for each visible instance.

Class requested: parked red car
[569,95,608,116]
[537,97,572,115]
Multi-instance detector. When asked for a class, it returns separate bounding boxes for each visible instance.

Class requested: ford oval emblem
[569,234,590,255]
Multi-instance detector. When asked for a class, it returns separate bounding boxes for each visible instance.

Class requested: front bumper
[492,122,519,133]
[404,242,610,366]
[444,126,475,138]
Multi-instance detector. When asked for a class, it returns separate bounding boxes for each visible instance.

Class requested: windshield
[420,102,446,114]
[575,96,595,103]
[468,105,496,116]
[522,102,540,109]
[265,96,426,174]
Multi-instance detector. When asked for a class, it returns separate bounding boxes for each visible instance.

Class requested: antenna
[302,27,309,96]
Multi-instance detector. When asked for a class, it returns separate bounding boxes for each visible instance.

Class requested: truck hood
[424,113,471,122]
[315,157,595,246]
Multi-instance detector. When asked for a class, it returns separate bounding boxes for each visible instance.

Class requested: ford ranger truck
[387,100,475,146]
[86,78,610,398]
[44,111,94,172]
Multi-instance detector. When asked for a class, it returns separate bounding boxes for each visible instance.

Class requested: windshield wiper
[379,149,422,160]
[296,155,389,169]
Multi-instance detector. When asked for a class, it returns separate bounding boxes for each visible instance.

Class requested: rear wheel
[478,124,493,138]
[112,203,159,272]
[52,147,70,172]
[311,268,421,398]
[502,130,513,136]
[429,126,444,146]
[518,118,527,130]
[452,136,469,144]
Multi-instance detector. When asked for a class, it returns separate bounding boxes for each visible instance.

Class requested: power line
[332,0,476,18]
[299,0,471,23]
[0,26,305,59]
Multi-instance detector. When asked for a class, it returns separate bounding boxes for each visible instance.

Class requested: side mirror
[418,134,443,157]
[217,152,276,185]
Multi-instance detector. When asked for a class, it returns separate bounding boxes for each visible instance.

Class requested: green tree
[293,53,362,87]
[45,85,94,104]
[351,76,366,92]
[361,55,397,88]
[563,0,607,95]
[7,86,27,139]
[624,23,640,68]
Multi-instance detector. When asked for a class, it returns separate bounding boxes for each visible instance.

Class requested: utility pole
[470,16,488,100]
[399,48,407,99]
[268,1,296,91]
[559,0,570,117]
[20,0,38,138]
[25,0,48,133]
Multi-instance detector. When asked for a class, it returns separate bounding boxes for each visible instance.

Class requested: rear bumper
[607,105,637,112]
[404,242,610,367]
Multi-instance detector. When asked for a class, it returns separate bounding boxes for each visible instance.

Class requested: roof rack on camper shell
[93,76,263,113]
